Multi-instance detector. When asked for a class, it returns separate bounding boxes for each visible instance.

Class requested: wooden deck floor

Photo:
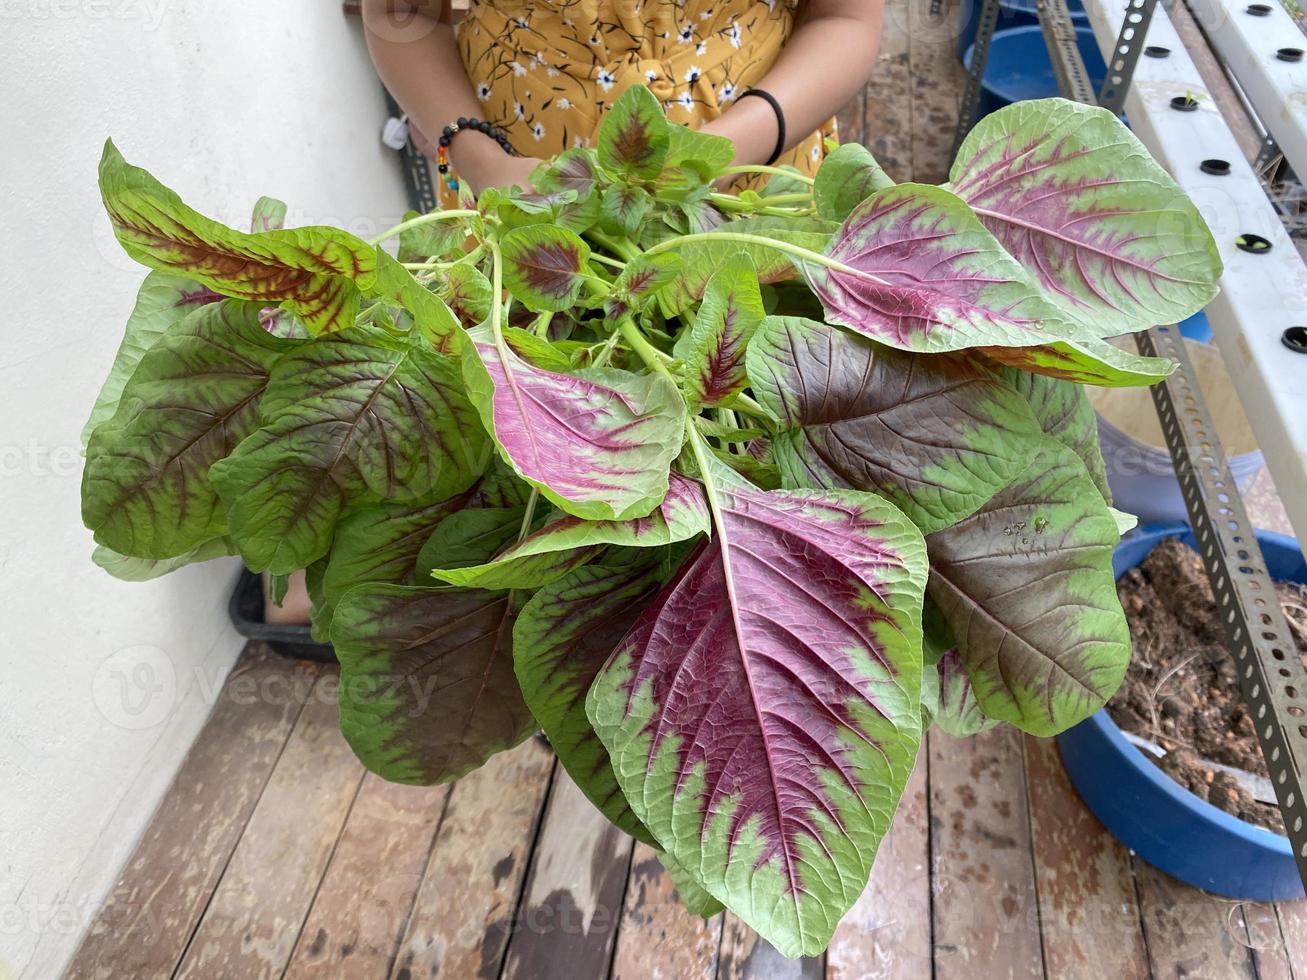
[63,3,1307,976]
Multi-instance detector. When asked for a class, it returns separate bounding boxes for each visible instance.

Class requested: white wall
[0,4,408,976]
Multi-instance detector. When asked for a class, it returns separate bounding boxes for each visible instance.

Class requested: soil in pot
[1108,538,1307,833]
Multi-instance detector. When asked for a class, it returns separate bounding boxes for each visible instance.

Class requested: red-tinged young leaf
[437,261,494,327]
[98,141,375,334]
[461,335,686,521]
[588,447,928,957]
[514,558,669,841]
[81,271,223,444]
[675,254,765,407]
[950,99,1220,334]
[396,209,468,263]
[923,648,998,738]
[596,85,670,180]
[1001,367,1111,498]
[533,147,599,197]
[330,583,534,784]
[371,250,461,352]
[82,301,290,559]
[210,325,488,574]
[432,472,709,589]
[601,184,652,238]
[748,316,1041,533]
[250,196,288,232]
[814,143,893,222]
[925,437,1130,736]
[499,224,592,313]
[605,253,682,320]
[980,335,1174,387]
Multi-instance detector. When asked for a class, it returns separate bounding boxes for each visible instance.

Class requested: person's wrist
[703,98,777,168]
[448,128,508,177]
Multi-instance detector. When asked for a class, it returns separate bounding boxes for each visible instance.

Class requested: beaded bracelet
[436,117,516,192]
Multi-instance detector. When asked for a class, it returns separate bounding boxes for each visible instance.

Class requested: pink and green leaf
[814,143,894,223]
[99,141,375,334]
[675,254,766,407]
[951,98,1221,334]
[460,335,686,521]
[431,472,709,590]
[587,450,928,957]
[925,437,1130,736]
[748,316,1041,533]
[596,85,670,180]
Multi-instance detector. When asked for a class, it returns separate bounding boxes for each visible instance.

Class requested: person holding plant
[362,0,884,201]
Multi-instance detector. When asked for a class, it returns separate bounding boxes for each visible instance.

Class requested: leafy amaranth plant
[82,91,1220,956]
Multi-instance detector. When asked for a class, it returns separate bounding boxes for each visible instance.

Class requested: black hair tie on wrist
[736,88,786,166]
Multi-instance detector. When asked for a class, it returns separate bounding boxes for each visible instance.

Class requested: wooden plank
[930,727,1045,980]
[174,672,366,980]
[827,747,931,980]
[1133,860,1257,979]
[717,913,824,980]
[500,768,635,980]
[1243,900,1295,980]
[64,643,315,980]
[610,842,722,980]
[907,0,966,184]
[1022,735,1149,979]
[282,773,450,979]
[865,0,914,181]
[835,86,868,151]
[390,739,554,980]
[1275,900,1307,978]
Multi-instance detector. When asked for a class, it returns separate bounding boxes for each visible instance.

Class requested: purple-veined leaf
[925,437,1130,736]
[748,315,1041,533]
[432,472,709,590]
[82,301,290,559]
[675,254,765,407]
[99,141,375,334]
[81,271,223,444]
[588,449,928,957]
[596,85,670,180]
[1000,366,1111,498]
[605,253,682,321]
[437,261,494,327]
[460,335,686,521]
[210,325,488,574]
[330,583,534,784]
[980,335,1174,387]
[951,98,1221,334]
[533,147,599,198]
[601,184,652,238]
[514,557,669,841]
[250,196,288,232]
[923,649,998,738]
[499,225,592,313]
[680,193,728,234]
[814,143,893,223]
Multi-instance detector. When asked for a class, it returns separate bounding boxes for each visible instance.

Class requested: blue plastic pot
[964,26,1106,121]
[956,0,1090,58]
[1057,522,1307,900]
[1179,309,1212,342]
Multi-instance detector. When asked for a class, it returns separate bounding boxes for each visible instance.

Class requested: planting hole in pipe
[1247,3,1272,14]
[1145,45,1171,57]
[1277,47,1305,62]
[1201,158,1231,175]
[1171,95,1200,111]
[1282,326,1307,353]
[1236,233,1272,253]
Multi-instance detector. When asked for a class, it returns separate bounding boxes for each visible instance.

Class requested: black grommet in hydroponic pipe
[1145,45,1171,58]
[1170,95,1200,112]
[1236,233,1272,254]
[1282,326,1307,353]
[1247,3,1272,14]
[1201,158,1232,175]
[1278,47,1305,62]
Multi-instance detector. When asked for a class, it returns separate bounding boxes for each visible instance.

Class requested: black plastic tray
[228,568,337,664]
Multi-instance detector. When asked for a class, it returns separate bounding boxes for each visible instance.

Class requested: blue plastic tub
[956,0,1090,57]
[1179,309,1212,342]
[964,25,1107,121]
[1057,522,1307,900]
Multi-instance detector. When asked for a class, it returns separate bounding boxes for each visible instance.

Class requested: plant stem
[643,230,859,276]
[617,316,675,379]
[722,164,815,185]
[730,392,770,419]
[517,489,540,543]
[368,209,480,246]
[709,191,812,212]
[589,252,626,270]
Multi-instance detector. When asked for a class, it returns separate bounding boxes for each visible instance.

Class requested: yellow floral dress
[439,0,836,205]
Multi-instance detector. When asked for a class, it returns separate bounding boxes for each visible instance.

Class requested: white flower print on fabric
[719,81,737,102]
[533,122,546,140]
[477,82,492,102]
[677,91,695,111]
[645,68,659,82]
[685,65,701,83]
[557,97,572,110]
[597,69,616,92]
[678,24,695,43]
[727,22,742,48]
[510,60,527,76]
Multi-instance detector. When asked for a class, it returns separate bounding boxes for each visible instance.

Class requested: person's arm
[362,0,540,193]
[699,0,884,167]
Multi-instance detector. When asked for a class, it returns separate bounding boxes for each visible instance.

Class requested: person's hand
[474,153,544,195]
[411,123,541,195]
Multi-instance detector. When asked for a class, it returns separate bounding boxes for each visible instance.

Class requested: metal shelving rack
[953,0,1307,889]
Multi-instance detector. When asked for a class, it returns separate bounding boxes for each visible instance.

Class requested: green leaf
[98,141,375,334]
[814,143,893,222]
[82,301,289,559]
[920,602,998,738]
[675,254,765,407]
[370,250,461,353]
[982,336,1176,387]
[499,225,592,313]
[416,507,524,581]
[82,271,222,445]
[532,148,599,197]
[210,325,488,574]
[657,850,725,917]
[600,184,652,238]
[664,124,736,178]
[396,210,467,263]
[431,472,708,590]
[1001,368,1111,499]
[595,85,670,180]
[437,261,494,326]
[250,196,288,232]
[331,583,534,784]
[514,558,668,840]
[925,438,1130,736]
[91,538,235,582]
[605,253,682,320]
